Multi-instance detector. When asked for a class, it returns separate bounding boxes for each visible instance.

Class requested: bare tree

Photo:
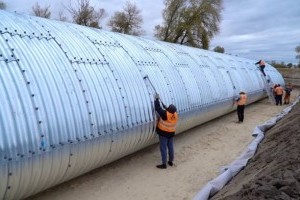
[67,0,106,28]
[32,2,51,18]
[0,1,6,9]
[107,1,144,35]
[154,0,186,42]
[155,0,223,49]
[58,10,68,21]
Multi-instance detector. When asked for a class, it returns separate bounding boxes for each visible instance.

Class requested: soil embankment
[212,96,300,200]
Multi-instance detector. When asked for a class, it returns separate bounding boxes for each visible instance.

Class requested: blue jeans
[275,95,282,105]
[159,135,174,165]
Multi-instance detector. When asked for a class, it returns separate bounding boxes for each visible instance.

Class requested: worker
[154,93,178,169]
[235,91,247,123]
[255,60,266,76]
[284,83,293,104]
[274,84,284,106]
[272,84,279,101]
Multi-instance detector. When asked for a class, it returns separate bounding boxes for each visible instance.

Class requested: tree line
[269,45,300,68]
[1,0,300,67]
[0,0,222,49]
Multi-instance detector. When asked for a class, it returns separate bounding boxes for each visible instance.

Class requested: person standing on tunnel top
[235,91,247,123]
[255,59,266,77]
[154,93,178,169]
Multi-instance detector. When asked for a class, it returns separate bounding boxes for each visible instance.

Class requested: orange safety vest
[275,86,284,95]
[157,111,178,132]
[237,94,247,105]
[260,60,265,66]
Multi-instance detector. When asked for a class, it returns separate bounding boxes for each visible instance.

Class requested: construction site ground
[212,90,300,200]
[31,89,300,200]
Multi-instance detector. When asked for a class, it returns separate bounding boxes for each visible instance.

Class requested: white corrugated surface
[0,10,284,199]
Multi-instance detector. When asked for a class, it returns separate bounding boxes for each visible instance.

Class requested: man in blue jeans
[154,93,178,169]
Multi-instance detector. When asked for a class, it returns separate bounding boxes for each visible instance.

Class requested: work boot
[168,161,173,166]
[156,164,167,169]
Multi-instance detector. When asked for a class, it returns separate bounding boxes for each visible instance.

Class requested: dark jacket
[255,60,265,67]
[154,98,176,138]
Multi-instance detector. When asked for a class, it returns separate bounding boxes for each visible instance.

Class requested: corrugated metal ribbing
[0,164,8,198]
[0,36,40,162]
[72,26,156,153]
[266,64,285,85]
[0,10,285,199]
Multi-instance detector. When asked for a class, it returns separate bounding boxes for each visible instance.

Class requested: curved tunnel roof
[0,10,284,199]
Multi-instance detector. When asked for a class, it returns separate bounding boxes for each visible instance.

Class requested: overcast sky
[3,0,300,64]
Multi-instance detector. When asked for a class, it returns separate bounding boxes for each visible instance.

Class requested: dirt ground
[211,93,300,200]
[30,89,300,200]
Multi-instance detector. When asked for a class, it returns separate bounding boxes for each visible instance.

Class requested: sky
[3,0,300,64]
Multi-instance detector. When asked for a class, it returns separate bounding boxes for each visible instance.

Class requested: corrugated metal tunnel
[0,10,284,199]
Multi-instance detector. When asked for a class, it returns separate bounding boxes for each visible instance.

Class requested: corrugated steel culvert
[0,10,284,199]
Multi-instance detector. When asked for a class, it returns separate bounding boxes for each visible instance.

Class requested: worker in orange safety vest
[154,93,178,169]
[284,83,293,104]
[235,91,247,123]
[274,84,284,106]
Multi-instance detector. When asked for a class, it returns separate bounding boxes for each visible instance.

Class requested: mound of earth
[211,100,300,200]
